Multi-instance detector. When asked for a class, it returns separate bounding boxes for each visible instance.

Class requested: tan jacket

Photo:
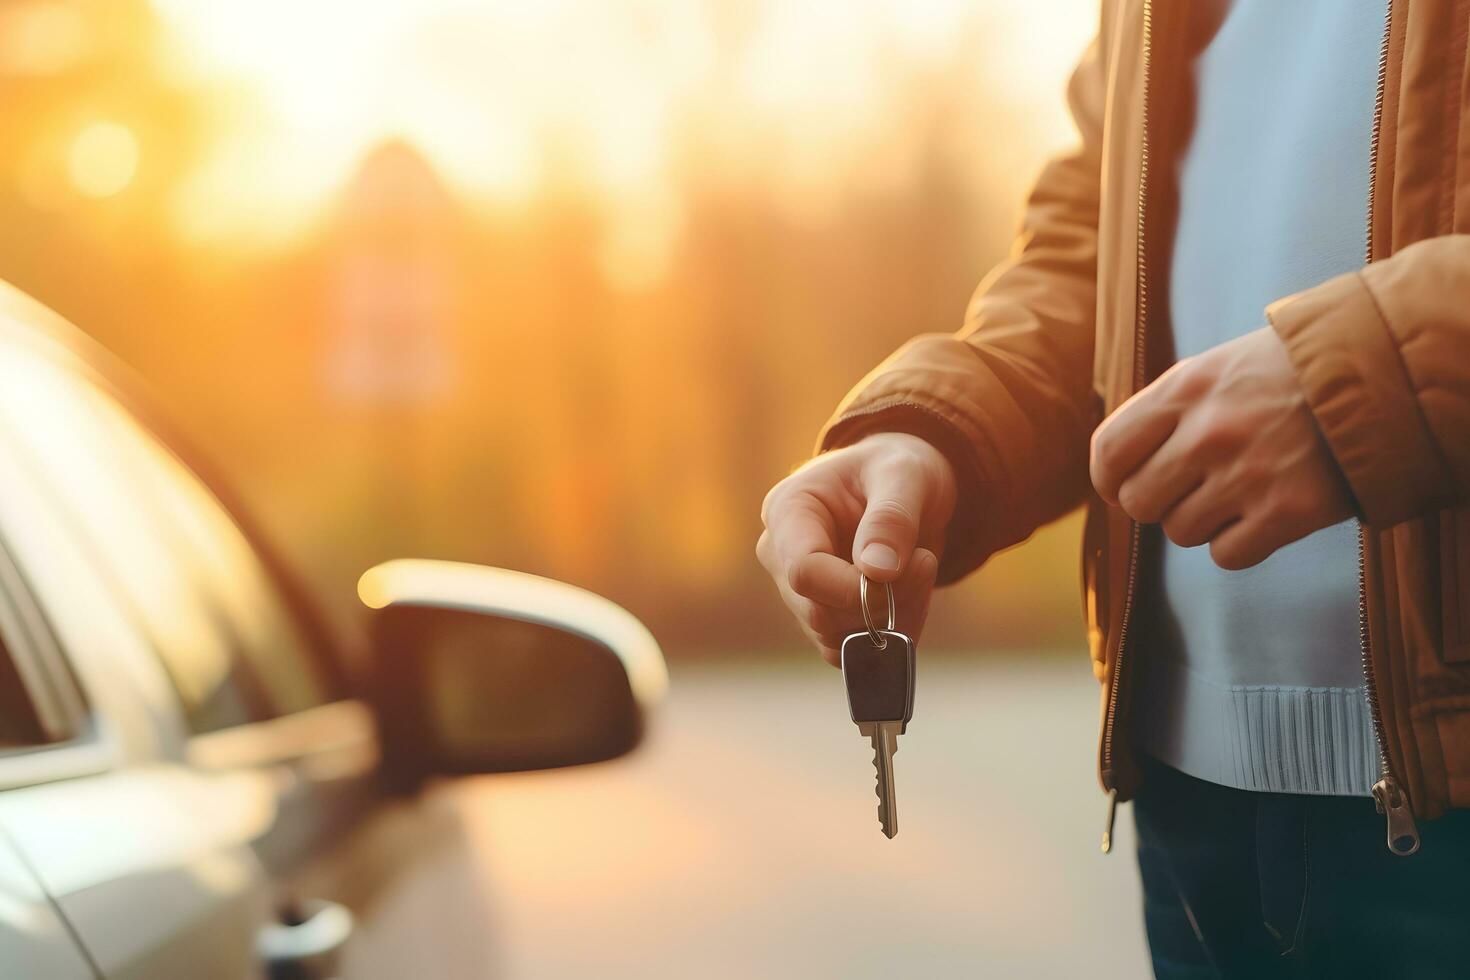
[819,0,1470,854]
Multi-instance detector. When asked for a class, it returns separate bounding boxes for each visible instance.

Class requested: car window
[0,538,85,750]
[0,631,47,748]
[0,337,333,732]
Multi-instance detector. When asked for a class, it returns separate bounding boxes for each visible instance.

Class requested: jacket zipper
[1100,0,1153,855]
[1102,0,1419,860]
[1361,0,1420,858]
[1364,521,1420,856]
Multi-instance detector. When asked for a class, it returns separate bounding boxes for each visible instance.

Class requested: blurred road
[402,655,1151,979]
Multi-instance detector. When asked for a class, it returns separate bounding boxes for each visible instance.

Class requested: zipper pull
[1100,788,1118,854]
[1372,777,1421,857]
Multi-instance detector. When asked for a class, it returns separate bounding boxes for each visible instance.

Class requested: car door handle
[258,898,353,980]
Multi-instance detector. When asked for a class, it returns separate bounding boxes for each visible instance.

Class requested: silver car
[0,281,668,979]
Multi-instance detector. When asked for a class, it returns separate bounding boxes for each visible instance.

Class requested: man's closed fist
[1089,325,1354,570]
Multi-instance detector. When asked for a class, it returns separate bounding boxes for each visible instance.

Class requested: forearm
[818,23,1108,581]
[817,263,1100,580]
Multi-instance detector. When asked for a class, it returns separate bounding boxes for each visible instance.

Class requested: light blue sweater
[1133,0,1388,797]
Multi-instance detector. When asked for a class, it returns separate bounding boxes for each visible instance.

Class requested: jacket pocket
[1441,507,1470,663]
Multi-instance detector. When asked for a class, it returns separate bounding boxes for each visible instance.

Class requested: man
[757,1,1470,975]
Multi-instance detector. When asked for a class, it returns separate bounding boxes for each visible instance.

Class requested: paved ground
[416,654,1152,979]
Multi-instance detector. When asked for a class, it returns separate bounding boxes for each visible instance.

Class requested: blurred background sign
[325,142,456,409]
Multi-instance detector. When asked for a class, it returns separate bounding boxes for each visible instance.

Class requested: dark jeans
[1134,755,1470,979]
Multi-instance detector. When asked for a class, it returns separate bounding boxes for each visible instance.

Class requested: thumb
[852,462,927,582]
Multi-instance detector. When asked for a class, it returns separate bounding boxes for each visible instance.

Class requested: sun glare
[150,0,1094,252]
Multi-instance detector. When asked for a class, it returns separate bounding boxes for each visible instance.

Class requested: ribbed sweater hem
[1133,655,1379,797]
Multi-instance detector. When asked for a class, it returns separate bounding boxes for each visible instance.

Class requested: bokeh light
[67,120,139,198]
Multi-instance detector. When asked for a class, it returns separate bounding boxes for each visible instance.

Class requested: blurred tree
[0,0,1087,658]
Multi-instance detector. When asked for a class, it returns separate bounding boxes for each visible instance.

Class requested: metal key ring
[859,574,896,649]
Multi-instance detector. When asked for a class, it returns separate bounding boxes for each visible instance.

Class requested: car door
[0,324,281,979]
[0,578,98,980]
[0,827,96,979]
[0,304,379,979]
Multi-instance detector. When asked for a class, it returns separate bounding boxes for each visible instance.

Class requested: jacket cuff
[1266,269,1448,527]
[817,397,991,585]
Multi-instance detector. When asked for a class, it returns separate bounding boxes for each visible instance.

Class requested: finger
[852,460,928,582]
[762,487,840,583]
[810,628,845,669]
[804,549,940,647]
[1208,512,1285,570]
[782,596,841,668]
[807,604,855,648]
[894,547,939,639]
[1090,386,1182,505]
[1116,432,1203,524]
[789,551,860,609]
[786,590,856,666]
[1159,478,1239,548]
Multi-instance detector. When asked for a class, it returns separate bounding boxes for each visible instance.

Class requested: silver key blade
[864,721,901,839]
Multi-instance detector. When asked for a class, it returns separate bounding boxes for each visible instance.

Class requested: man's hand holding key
[758,431,955,838]
[756,432,956,665]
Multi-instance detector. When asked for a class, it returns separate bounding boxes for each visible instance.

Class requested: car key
[842,575,916,839]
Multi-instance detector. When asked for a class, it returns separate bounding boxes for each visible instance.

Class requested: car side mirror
[358,559,668,783]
